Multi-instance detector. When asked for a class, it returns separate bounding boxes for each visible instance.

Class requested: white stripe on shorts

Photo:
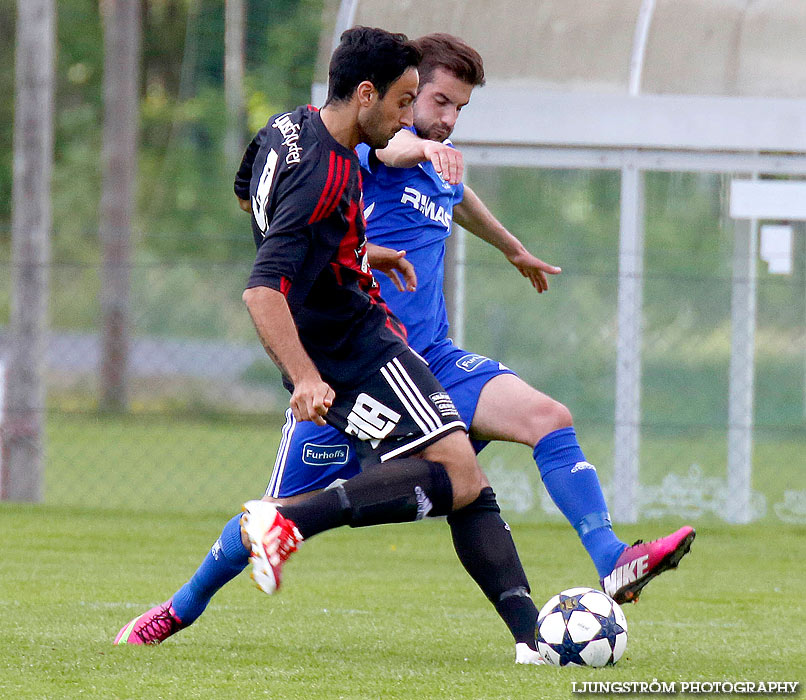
[265,408,297,498]
[379,365,434,435]
[382,356,442,431]
[382,358,441,431]
[379,420,467,462]
[391,356,443,427]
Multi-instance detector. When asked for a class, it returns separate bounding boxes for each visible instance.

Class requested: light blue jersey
[356,137,464,353]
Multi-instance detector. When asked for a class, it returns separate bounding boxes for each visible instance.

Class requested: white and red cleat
[515,642,548,665]
[114,600,185,645]
[240,500,303,595]
[601,526,696,604]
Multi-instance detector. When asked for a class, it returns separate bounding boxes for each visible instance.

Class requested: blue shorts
[264,339,516,498]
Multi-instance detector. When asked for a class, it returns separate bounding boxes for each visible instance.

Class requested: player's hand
[290,377,335,426]
[237,196,252,213]
[422,141,463,185]
[366,244,417,292]
[507,248,562,293]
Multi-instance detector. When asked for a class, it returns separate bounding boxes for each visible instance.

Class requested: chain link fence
[1,169,804,522]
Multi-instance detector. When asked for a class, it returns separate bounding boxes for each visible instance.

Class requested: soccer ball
[536,587,628,667]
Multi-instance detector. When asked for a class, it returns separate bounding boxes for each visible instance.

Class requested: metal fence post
[726,217,758,523]
[727,178,806,522]
[612,160,645,523]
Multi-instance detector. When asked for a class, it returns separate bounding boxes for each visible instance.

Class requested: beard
[358,106,398,149]
[365,130,394,149]
[414,118,451,142]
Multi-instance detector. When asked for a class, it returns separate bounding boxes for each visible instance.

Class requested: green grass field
[1,504,803,699]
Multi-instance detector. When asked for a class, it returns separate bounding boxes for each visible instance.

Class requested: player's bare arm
[366,242,417,292]
[242,286,334,425]
[237,196,251,213]
[375,129,463,185]
[453,186,561,293]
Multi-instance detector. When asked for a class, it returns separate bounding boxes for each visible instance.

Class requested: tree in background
[224,0,246,167]
[0,1,15,229]
[5,0,55,501]
[99,0,141,412]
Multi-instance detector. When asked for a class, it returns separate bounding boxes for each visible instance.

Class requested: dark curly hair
[326,26,422,105]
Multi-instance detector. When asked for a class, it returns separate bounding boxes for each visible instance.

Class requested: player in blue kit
[264,32,694,603]
[115,32,694,657]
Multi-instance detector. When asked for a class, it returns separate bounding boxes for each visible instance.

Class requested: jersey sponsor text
[271,112,303,164]
[429,391,460,419]
[455,353,491,372]
[400,186,452,230]
[302,443,350,466]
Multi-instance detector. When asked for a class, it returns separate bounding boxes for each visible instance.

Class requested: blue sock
[534,427,626,578]
[171,513,250,625]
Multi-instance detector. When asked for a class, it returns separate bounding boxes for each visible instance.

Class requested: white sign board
[730,180,806,220]
[760,225,793,275]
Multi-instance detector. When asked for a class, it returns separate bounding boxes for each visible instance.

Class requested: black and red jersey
[236,105,408,390]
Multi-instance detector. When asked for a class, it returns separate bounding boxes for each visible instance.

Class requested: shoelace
[137,607,179,643]
[263,521,300,566]
[276,523,300,560]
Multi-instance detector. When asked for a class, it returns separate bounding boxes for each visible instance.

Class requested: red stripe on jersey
[280,276,291,296]
[321,159,351,220]
[334,199,364,273]
[316,156,344,222]
[308,151,337,224]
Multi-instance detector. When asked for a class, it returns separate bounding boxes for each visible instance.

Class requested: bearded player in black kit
[115,26,545,665]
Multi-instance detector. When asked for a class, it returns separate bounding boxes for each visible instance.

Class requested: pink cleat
[240,500,303,595]
[114,600,185,645]
[601,526,696,604]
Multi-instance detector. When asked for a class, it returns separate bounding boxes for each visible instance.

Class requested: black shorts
[325,348,467,465]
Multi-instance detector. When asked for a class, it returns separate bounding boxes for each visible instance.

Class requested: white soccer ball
[536,587,628,667]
